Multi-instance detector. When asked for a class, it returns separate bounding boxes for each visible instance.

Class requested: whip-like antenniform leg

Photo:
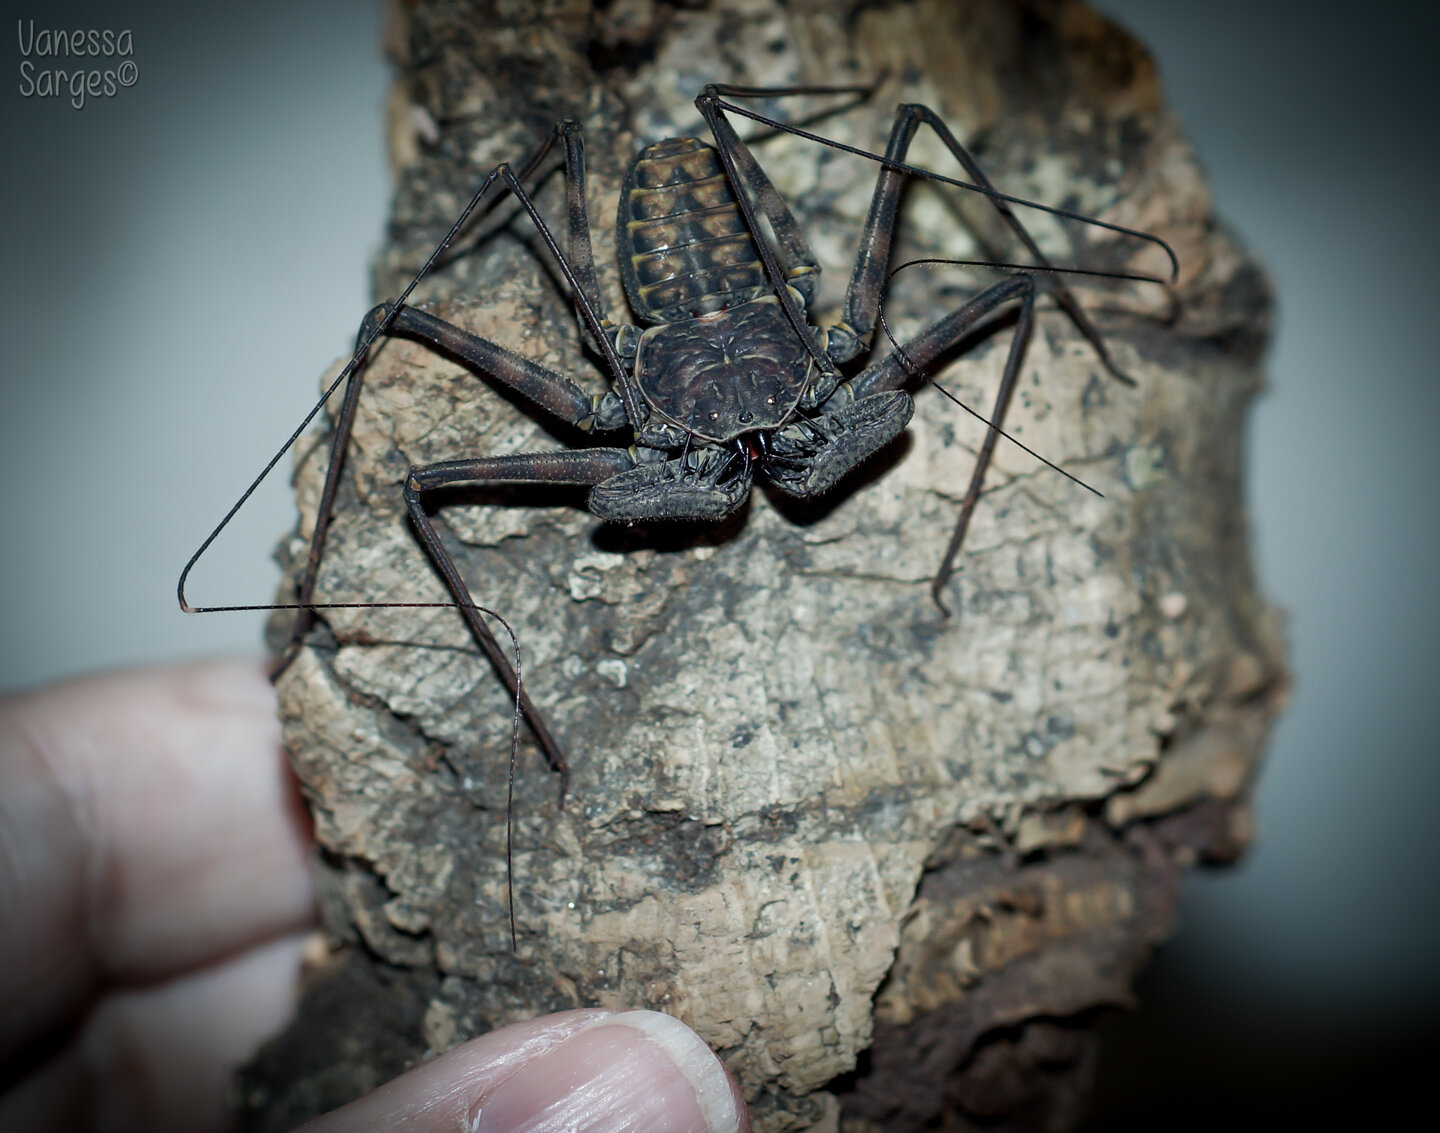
[701,89,1169,608]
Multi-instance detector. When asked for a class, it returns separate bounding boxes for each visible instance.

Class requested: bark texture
[237,2,1286,1130]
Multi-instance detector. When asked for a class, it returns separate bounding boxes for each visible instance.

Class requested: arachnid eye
[709,411,720,420]
[765,396,776,405]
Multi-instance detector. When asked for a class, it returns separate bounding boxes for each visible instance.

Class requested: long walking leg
[700,91,1141,604]
[257,128,636,773]
[402,448,638,784]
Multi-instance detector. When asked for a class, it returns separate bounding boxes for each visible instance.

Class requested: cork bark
[236,2,1287,1130]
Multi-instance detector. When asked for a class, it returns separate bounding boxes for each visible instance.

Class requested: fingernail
[469,1009,745,1133]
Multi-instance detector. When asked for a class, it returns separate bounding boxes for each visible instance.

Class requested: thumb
[297,1008,749,1133]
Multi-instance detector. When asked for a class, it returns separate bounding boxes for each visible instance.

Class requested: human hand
[0,660,748,1132]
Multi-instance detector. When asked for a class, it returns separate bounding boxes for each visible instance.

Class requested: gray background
[1092,2,1439,1122]
[2,0,1435,1122]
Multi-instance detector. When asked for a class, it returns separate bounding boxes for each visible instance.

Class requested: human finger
[0,930,311,1132]
[0,659,314,1064]
[299,1008,749,1133]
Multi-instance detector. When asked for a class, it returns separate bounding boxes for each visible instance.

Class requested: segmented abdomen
[618,137,769,324]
